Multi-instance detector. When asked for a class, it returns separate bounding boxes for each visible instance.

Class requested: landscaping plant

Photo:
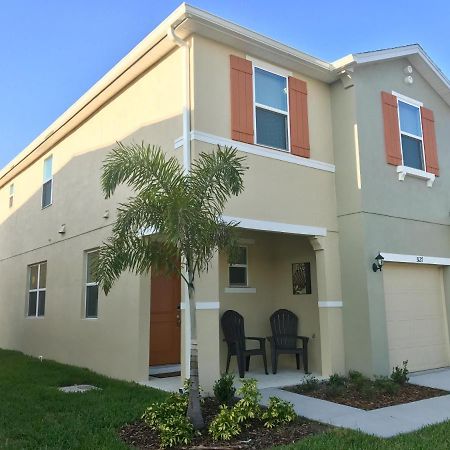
[96,142,247,429]
[391,360,409,385]
[213,373,236,405]
[208,405,241,441]
[233,378,262,424]
[261,397,296,429]
[297,375,320,393]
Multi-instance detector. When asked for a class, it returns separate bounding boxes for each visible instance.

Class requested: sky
[1,0,450,169]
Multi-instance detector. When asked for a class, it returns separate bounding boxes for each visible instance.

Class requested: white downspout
[167,24,191,378]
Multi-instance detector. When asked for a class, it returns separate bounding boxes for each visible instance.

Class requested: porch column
[191,253,221,394]
[309,234,345,376]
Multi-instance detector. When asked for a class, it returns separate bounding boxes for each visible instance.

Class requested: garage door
[383,263,450,372]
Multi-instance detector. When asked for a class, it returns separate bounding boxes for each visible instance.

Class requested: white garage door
[383,263,450,372]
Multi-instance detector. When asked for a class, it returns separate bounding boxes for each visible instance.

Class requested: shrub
[209,405,241,441]
[261,397,296,429]
[359,382,376,400]
[297,375,319,393]
[391,361,409,385]
[233,378,261,424]
[213,373,236,405]
[348,370,371,391]
[374,376,400,395]
[325,383,346,398]
[328,373,346,387]
[142,393,193,448]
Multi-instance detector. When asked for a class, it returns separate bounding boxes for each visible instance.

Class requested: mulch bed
[285,382,448,410]
[119,397,328,449]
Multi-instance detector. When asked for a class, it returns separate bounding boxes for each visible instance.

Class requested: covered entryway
[383,263,450,372]
[149,270,181,370]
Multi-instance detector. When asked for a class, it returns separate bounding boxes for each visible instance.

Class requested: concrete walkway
[260,368,450,438]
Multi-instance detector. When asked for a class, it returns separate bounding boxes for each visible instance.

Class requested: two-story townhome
[1,4,449,391]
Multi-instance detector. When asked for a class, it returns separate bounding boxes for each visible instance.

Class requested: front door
[149,270,181,366]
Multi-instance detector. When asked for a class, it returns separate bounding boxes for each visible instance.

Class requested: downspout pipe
[167,24,192,378]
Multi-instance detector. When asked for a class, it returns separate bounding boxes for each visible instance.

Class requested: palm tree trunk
[186,268,205,430]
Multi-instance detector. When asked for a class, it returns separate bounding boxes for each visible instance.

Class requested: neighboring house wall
[0,48,184,381]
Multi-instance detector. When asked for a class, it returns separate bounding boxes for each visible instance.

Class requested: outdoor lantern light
[372,253,384,272]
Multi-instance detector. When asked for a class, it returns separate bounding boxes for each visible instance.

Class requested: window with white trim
[85,250,99,318]
[228,246,248,287]
[398,100,425,170]
[9,183,14,208]
[254,67,289,151]
[42,156,53,208]
[27,262,47,317]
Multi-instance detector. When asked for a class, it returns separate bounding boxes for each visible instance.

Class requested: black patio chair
[221,310,268,378]
[268,309,309,374]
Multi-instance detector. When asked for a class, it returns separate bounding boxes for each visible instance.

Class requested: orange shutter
[381,91,402,166]
[230,55,254,144]
[421,107,439,176]
[288,77,310,157]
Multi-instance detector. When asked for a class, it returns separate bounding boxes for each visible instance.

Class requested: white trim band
[224,287,257,294]
[174,131,335,174]
[180,302,220,310]
[381,252,450,266]
[222,215,327,237]
[318,301,343,308]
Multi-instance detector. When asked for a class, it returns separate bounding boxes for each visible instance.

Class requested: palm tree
[96,142,247,429]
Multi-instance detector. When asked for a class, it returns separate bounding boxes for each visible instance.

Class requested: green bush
[213,373,236,405]
[142,393,193,448]
[374,376,400,395]
[348,370,371,391]
[297,375,319,393]
[261,397,296,429]
[328,373,347,387]
[208,405,241,441]
[391,360,409,385]
[233,378,261,424]
[325,383,346,398]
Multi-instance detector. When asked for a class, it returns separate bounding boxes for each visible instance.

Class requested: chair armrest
[246,336,265,342]
[297,336,309,346]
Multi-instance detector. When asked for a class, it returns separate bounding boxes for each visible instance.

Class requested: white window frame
[394,93,426,171]
[253,64,291,152]
[9,183,14,208]
[42,155,53,209]
[228,245,249,287]
[27,262,46,318]
[84,250,99,319]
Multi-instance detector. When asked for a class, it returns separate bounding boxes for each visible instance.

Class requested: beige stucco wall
[0,47,184,381]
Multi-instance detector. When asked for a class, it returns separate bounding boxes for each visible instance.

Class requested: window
[229,246,248,286]
[85,250,99,318]
[398,100,425,170]
[9,183,14,208]
[254,67,289,151]
[27,262,46,317]
[42,156,53,208]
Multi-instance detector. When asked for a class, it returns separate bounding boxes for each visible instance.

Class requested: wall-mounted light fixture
[372,253,385,272]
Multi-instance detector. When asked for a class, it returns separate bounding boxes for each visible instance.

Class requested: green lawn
[2,349,450,450]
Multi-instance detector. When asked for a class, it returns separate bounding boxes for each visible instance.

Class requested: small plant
[359,382,376,400]
[391,361,409,385]
[328,373,346,387]
[261,397,296,429]
[325,383,346,398]
[297,375,319,393]
[208,405,241,441]
[348,370,371,391]
[233,378,261,424]
[213,373,236,405]
[142,393,193,448]
[374,376,400,395]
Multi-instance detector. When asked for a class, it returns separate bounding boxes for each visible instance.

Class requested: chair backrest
[221,310,246,349]
[270,309,298,349]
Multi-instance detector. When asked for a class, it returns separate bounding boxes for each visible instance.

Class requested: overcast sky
[1,0,449,169]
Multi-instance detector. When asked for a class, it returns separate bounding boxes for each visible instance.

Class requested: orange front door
[149,270,181,366]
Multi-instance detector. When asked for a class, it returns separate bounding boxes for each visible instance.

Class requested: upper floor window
[9,183,14,208]
[42,156,53,208]
[229,246,248,287]
[254,67,289,151]
[28,262,47,317]
[398,100,424,171]
[85,250,99,318]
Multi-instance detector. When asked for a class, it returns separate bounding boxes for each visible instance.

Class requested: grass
[2,348,450,450]
[0,348,166,449]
